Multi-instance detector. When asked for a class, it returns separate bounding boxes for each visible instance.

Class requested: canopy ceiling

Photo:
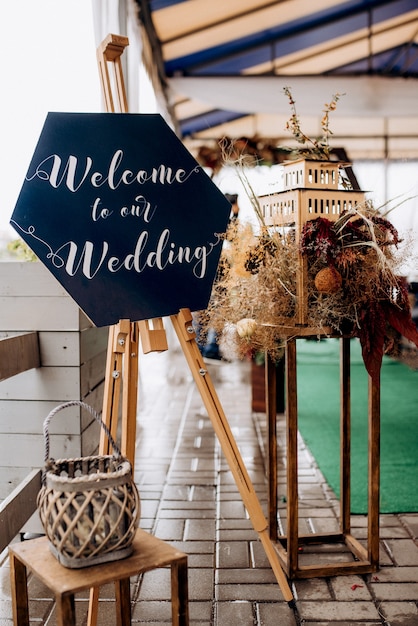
[134,0,418,160]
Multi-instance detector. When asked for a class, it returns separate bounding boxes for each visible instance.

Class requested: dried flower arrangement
[299,207,418,382]
[205,88,418,385]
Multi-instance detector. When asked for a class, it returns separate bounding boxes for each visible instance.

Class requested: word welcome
[26,150,200,193]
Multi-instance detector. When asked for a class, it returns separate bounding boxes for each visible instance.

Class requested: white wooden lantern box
[259,159,365,231]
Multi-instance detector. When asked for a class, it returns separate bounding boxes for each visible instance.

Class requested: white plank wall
[0,262,108,501]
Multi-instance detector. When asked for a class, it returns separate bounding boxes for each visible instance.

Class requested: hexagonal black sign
[10,113,231,326]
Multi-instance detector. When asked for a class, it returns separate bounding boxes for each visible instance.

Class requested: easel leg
[100,324,122,454]
[90,320,137,625]
[121,322,139,462]
[87,587,100,626]
[171,310,294,605]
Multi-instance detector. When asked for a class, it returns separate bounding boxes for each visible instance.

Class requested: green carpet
[297,338,418,513]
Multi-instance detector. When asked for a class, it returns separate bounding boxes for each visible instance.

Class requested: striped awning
[134,0,418,159]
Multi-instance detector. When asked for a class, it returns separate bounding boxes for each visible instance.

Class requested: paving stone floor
[1,335,418,625]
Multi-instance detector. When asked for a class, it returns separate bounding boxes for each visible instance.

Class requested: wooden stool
[9,528,189,626]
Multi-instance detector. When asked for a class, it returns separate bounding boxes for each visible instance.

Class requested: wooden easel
[87,35,294,624]
[88,34,170,625]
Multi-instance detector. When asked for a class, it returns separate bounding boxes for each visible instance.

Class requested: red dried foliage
[300,216,418,385]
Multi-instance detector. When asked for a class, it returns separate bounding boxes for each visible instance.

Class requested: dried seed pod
[314,267,342,293]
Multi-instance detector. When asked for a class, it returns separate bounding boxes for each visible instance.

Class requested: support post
[340,337,351,534]
[266,353,278,541]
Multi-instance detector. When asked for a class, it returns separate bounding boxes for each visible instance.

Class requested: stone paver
[1,347,418,625]
[298,600,382,621]
[378,601,418,626]
[370,582,418,601]
[383,538,418,565]
[330,575,373,601]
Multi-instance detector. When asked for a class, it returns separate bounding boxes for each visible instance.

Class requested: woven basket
[37,401,140,569]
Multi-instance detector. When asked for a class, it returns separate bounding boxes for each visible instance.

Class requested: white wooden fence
[0,261,108,551]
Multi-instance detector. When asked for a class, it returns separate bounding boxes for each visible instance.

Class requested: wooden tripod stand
[87,35,293,624]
